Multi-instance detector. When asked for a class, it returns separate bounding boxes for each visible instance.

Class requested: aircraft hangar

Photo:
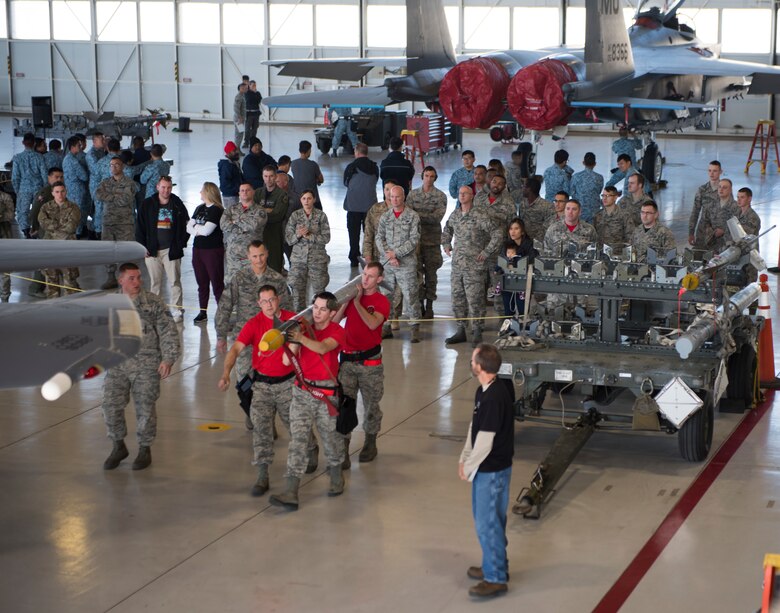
[2,1,780,611]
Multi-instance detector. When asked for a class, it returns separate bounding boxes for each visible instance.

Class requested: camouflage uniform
[505,162,524,202]
[737,207,761,237]
[30,185,54,239]
[251,379,292,465]
[569,168,604,224]
[85,147,106,231]
[96,175,139,274]
[10,149,47,230]
[518,196,555,244]
[406,186,447,302]
[449,167,475,198]
[0,193,14,301]
[63,152,91,234]
[375,207,422,327]
[542,164,573,201]
[442,206,502,336]
[699,198,740,252]
[631,223,677,262]
[594,206,634,249]
[544,220,598,257]
[339,360,383,435]
[475,189,516,311]
[37,199,81,298]
[233,90,246,150]
[689,182,720,249]
[617,192,653,227]
[612,135,642,166]
[44,150,64,171]
[102,289,180,446]
[287,383,343,478]
[215,266,291,379]
[363,200,403,317]
[220,203,268,282]
[285,208,331,312]
[362,201,389,263]
[140,159,171,198]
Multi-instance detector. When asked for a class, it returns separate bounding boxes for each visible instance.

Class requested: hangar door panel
[140,45,177,113]
[177,46,221,117]
[52,42,96,112]
[10,41,52,109]
[221,47,264,122]
[97,44,140,115]
[0,41,10,111]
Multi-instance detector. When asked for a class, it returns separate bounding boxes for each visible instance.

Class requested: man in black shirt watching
[459,343,514,599]
[244,80,263,147]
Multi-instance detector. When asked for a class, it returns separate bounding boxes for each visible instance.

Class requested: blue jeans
[472,466,511,583]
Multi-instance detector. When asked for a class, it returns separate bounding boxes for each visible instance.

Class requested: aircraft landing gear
[640,138,666,190]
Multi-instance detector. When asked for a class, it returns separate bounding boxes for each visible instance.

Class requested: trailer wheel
[489,126,503,142]
[678,394,713,462]
[317,138,332,154]
[724,344,757,410]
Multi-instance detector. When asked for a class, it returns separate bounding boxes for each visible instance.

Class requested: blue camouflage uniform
[11,150,47,230]
[612,135,642,167]
[63,152,91,234]
[542,164,573,201]
[569,168,604,224]
[449,167,475,198]
[86,147,106,231]
[44,150,65,171]
[606,165,651,194]
[140,159,171,198]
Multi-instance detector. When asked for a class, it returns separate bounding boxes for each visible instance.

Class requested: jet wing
[641,53,780,94]
[0,240,147,273]
[265,57,410,81]
[265,86,394,109]
[0,292,142,397]
[570,97,716,111]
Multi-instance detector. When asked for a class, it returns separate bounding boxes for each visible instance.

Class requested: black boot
[131,445,152,470]
[424,299,434,319]
[471,328,483,348]
[251,464,269,496]
[103,440,129,470]
[446,326,467,345]
[359,433,378,463]
[269,477,300,510]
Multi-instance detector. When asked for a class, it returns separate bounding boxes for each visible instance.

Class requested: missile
[257,274,364,353]
[680,223,774,291]
[675,281,762,359]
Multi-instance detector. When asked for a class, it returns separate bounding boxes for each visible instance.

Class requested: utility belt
[252,370,295,385]
[294,379,338,396]
[340,345,382,365]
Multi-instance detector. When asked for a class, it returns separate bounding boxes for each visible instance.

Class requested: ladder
[745,120,780,174]
[400,129,425,172]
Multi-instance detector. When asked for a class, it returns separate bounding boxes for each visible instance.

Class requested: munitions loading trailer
[315,110,408,154]
[13,111,171,142]
[496,226,765,519]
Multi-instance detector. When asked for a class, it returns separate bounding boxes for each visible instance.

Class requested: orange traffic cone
[758,274,780,388]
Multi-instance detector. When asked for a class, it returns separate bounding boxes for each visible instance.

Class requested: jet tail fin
[584,0,634,84]
[406,0,456,74]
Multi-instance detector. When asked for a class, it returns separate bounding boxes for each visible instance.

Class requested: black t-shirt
[156,205,173,250]
[192,204,224,250]
[471,379,515,473]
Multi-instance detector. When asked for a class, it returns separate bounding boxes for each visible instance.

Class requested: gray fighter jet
[264,0,780,139]
[0,240,145,400]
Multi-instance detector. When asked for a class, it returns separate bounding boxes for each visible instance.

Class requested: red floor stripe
[593,392,775,613]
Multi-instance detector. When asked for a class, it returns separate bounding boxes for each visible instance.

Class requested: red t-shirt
[343,291,390,352]
[299,321,345,381]
[237,309,296,376]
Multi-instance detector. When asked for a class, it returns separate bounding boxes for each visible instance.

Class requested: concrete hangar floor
[1,118,780,613]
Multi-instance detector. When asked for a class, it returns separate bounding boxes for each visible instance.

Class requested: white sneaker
[172,312,183,323]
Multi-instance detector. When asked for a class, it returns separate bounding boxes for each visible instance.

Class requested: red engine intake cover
[439,57,510,130]
[507,59,577,131]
